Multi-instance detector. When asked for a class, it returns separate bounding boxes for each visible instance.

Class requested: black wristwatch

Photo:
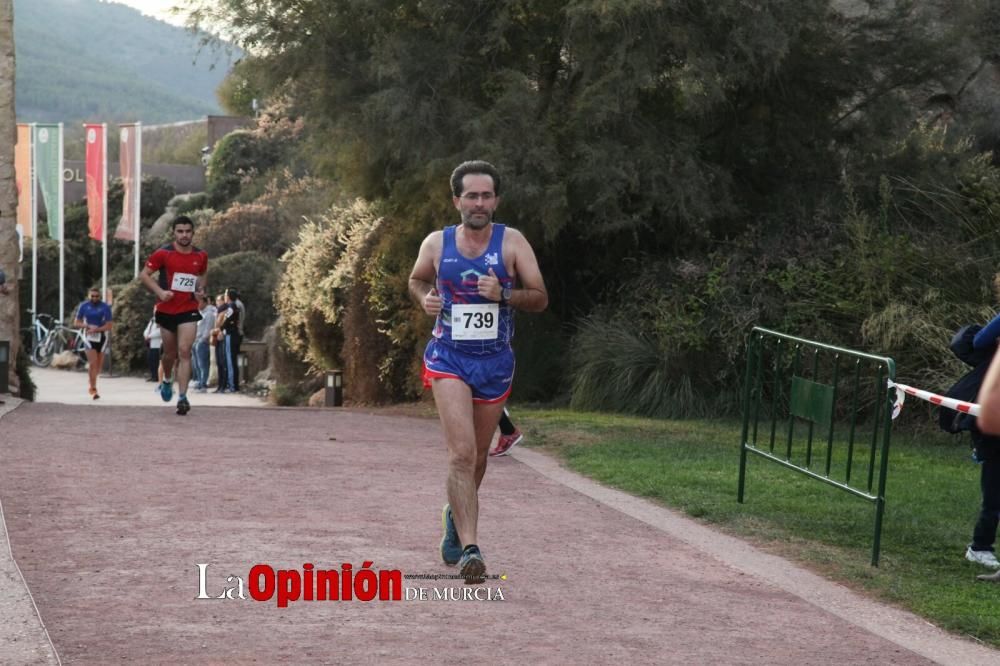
[501,287,512,304]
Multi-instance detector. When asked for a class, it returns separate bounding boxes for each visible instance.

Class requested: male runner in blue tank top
[409,160,548,583]
[74,287,113,400]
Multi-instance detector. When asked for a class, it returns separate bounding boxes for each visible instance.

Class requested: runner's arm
[409,232,442,315]
[96,314,113,333]
[507,229,548,312]
[139,266,173,303]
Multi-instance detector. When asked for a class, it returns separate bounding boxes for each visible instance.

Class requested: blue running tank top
[433,223,514,355]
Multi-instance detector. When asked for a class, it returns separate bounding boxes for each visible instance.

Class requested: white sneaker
[966,547,1000,568]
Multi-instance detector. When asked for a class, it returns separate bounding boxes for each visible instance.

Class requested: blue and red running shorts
[422,338,514,404]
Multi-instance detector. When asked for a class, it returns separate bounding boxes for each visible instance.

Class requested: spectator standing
[976,350,1000,582]
[143,312,162,383]
[193,295,216,391]
[965,283,1000,571]
[213,293,230,393]
[224,288,244,391]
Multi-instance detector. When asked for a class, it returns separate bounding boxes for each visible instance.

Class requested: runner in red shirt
[139,216,208,415]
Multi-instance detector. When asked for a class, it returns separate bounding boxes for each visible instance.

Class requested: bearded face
[454,174,498,230]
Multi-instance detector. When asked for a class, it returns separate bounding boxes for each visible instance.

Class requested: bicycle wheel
[23,329,46,367]
[51,327,85,367]
[33,332,57,367]
[73,333,89,365]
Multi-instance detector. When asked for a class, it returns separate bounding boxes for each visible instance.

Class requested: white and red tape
[886,380,980,420]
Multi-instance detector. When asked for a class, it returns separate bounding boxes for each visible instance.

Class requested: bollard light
[237,352,248,382]
[325,369,343,407]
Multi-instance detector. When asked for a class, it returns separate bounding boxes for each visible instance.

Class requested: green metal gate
[737,327,896,566]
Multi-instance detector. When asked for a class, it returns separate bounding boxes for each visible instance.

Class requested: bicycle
[22,312,56,367]
[34,322,88,368]
[31,315,87,368]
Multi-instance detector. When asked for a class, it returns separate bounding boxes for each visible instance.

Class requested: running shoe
[159,379,173,402]
[88,387,98,400]
[176,396,190,416]
[440,504,462,566]
[490,429,524,457]
[966,547,1000,568]
[458,545,486,584]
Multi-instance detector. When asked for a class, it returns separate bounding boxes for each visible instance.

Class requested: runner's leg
[498,408,515,436]
[85,347,99,392]
[93,351,104,393]
[432,379,506,547]
[160,328,178,381]
[175,322,198,397]
[432,378,479,547]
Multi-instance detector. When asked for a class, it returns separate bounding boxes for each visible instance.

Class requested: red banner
[85,124,105,242]
[115,124,138,241]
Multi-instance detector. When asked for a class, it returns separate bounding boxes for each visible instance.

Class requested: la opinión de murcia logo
[197,563,507,605]
[197,562,403,607]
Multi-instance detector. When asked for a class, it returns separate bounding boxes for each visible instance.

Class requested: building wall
[55,161,206,210]
[207,115,253,149]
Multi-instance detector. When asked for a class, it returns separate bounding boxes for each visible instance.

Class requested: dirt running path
[0,402,993,664]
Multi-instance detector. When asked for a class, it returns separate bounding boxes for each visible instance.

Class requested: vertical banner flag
[115,124,138,241]
[85,123,106,242]
[14,123,31,238]
[34,124,62,240]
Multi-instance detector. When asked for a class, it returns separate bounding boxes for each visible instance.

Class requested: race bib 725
[171,272,197,293]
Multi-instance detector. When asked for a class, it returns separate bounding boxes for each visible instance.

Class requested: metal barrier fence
[737,327,896,565]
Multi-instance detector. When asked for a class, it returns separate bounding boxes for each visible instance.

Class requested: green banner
[33,124,62,240]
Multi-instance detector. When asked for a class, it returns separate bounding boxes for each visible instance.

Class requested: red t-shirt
[145,244,208,315]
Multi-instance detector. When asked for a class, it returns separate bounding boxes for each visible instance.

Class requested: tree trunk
[0,0,20,394]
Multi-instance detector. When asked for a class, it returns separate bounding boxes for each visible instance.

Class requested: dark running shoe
[159,380,173,402]
[458,545,486,584]
[176,396,190,416]
[440,504,462,566]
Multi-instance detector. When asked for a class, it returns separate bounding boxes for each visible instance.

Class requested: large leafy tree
[183,1,967,220]
[180,0,982,326]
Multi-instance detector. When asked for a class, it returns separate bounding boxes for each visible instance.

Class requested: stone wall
[0,0,19,393]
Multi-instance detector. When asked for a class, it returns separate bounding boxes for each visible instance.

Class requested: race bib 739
[451,303,499,341]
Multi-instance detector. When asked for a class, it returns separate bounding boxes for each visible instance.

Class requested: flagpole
[134,122,142,278]
[101,122,108,299]
[29,123,36,329]
[58,123,65,324]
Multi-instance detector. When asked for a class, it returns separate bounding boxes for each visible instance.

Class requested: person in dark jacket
[212,293,229,393]
[964,276,1000,571]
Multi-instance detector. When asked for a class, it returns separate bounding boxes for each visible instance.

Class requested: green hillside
[14,0,238,124]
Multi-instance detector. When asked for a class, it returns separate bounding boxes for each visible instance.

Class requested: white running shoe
[966,547,1000,568]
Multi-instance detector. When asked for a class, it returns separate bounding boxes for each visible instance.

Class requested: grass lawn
[512,407,1000,646]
